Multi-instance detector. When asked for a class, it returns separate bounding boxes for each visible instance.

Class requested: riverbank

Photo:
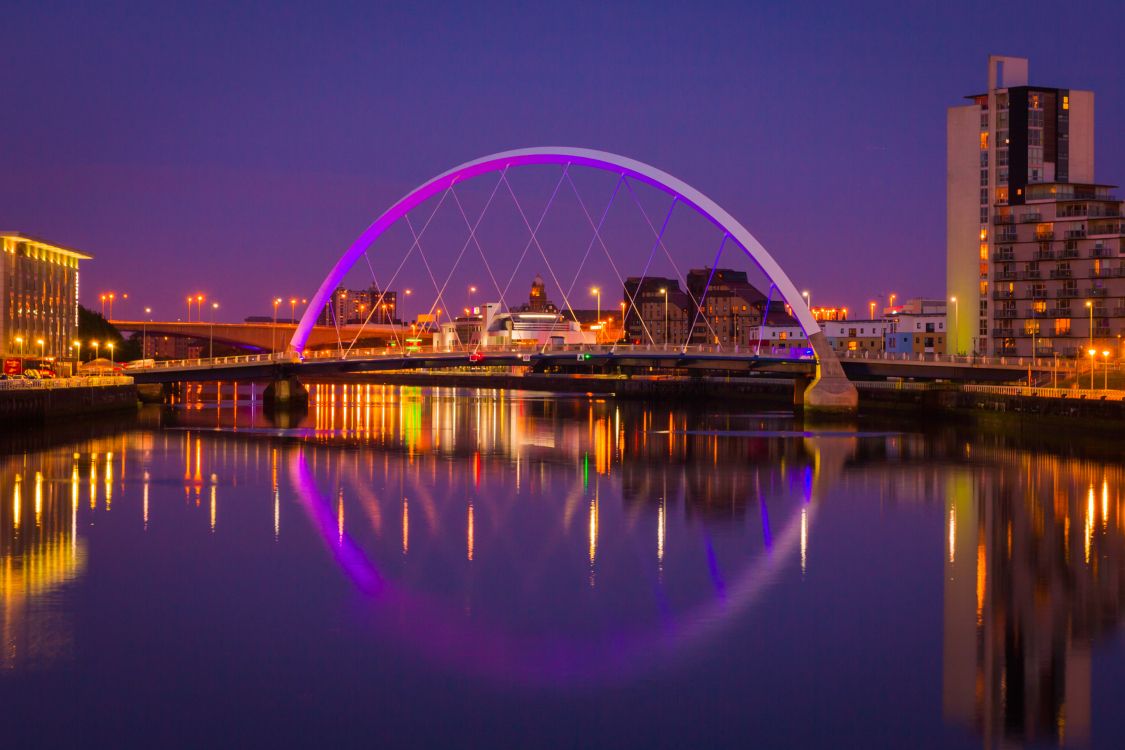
[0,377,137,424]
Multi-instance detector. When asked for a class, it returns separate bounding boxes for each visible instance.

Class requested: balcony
[1064,229,1087,240]
[1035,231,1056,242]
[1085,287,1109,298]
[1095,325,1113,337]
[992,250,1015,262]
[1113,305,1125,317]
[1030,288,1050,299]
[992,290,1015,300]
[1056,288,1080,298]
[1092,266,1124,278]
[993,214,1015,225]
[995,270,1017,281]
[997,231,1019,243]
[1033,249,1056,260]
[1049,269,1072,279]
[1020,270,1042,280]
[1061,247,1081,259]
[995,308,1019,318]
[1020,213,1043,223]
[991,328,1015,338]
[1026,308,1052,318]
[1090,246,1116,258]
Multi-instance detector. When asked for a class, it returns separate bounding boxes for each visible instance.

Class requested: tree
[77,305,142,361]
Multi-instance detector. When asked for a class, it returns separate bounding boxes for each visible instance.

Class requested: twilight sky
[4,0,1125,322]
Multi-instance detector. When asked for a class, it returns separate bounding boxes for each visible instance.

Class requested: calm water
[2,384,1124,749]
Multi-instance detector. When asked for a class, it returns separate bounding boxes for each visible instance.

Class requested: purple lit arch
[290,146,824,355]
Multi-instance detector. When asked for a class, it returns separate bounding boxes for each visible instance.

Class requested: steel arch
[290,146,824,355]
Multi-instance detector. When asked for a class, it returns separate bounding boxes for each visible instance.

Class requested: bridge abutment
[263,376,308,406]
[803,332,859,414]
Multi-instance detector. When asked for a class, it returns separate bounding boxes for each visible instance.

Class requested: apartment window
[980,243,989,261]
[1033,300,1047,313]
[1063,95,1069,111]
[1024,320,1040,335]
[1056,318,1071,335]
[1029,146,1043,165]
[980,171,989,187]
[981,188,989,204]
[980,152,989,168]
[997,150,1009,166]
[998,167,1008,184]
[980,132,989,150]
[995,187,1008,203]
[980,281,989,295]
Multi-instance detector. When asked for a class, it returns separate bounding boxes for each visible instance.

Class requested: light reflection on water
[0,384,1123,748]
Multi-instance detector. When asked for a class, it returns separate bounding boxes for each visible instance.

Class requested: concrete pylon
[803,332,858,413]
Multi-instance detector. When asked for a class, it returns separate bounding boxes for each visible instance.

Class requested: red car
[468,352,485,363]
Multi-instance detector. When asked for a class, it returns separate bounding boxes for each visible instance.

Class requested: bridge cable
[622,177,723,351]
[560,173,625,337]
[498,169,584,354]
[684,234,729,350]
[563,170,659,350]
[617,183,678,346]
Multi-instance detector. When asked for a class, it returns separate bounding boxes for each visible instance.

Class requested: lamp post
[143,307,152,358]
[196,294,204,324]
[591,287,601,343]
[950,296,959,356]
[869,301,876,319]
[889,293,897,308]
[72,340,81,364]
[36,338,45,359]
[186,296,193,322]
[272,297,282,355]
[107,342,115,368]
[15,336,24,358]
[1088,348,1096,390]
[1103,350,1111,390]
[209,302,219,359]
[107,292,116,320]
[289,298,297,325]
[659,287,668,347]
[802,290,811,317]
[100,294,106,317]
[1086,299,1094,351]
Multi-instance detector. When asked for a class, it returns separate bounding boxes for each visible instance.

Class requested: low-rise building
[745,324,810,357]
[822,319,891,355]
[885,313,948,354]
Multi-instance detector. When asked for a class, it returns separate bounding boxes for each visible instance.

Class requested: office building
[948,56,1125,357]
[1,232,90,360]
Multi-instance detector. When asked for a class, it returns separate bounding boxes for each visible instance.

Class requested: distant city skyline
[4,1,1125,322]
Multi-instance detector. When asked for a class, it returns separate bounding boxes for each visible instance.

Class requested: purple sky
[4,0,1125,322]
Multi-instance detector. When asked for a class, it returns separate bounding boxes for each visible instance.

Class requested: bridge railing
[838,350,1083,370]
[0,375,133,391]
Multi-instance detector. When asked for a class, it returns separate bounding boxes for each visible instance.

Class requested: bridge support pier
[263,376,308,406]
[802,333,859,414]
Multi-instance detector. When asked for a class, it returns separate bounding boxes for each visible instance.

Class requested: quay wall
[0,384,137,424]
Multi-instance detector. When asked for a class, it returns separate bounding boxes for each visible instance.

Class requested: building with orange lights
[1,232,90,360]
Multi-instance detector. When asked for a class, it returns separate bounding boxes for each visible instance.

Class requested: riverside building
[948,56,1125,358]
[1,232,90,360]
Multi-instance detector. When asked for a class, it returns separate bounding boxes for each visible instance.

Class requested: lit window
[980,132,989,150]
[1063,95,1069,111]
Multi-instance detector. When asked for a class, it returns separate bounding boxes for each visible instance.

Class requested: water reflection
[0,385,1122,746]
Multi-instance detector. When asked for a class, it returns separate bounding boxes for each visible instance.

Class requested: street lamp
[143,307,152,358]
[889,293,897,308]
[186,295,193,322]
[1088,348,1096,390]
[869,301,876,319]
[36,338,45,358]
[91,341,99,362]
[289,298,297,325]
[802,290,811,316]
[107,292,116,320]
[468,285,477,316]
[209,302,219,359]
[659,287,668,347]
[591,287,601,342]
[1103,350,1111,390]
[15,336,24,358]
[272,297,282,355]
[72,340,81,363]
[1086,300,1094,351]
[950,296,958,356]
[107,342,115,367]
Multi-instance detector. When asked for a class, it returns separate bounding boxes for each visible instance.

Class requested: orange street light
[1088,347,1097,390]
[36,338,45,357]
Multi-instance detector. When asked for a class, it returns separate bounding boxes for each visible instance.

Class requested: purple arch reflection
[288,446,810,685]
[290,147,823,356]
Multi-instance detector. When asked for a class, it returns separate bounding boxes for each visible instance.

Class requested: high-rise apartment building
[948,56,1125,358]
[1,232,90,360]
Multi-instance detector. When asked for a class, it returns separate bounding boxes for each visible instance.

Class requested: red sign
[3,358,21,376]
